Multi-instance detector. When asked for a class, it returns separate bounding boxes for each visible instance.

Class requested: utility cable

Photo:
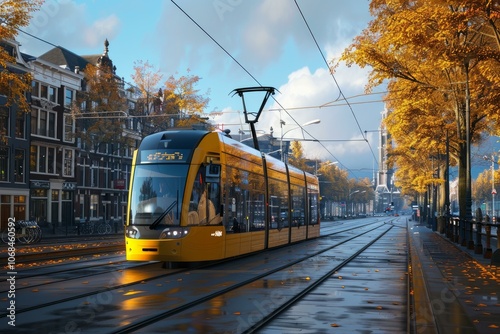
[294,0,378,166]
[171,0,344,166]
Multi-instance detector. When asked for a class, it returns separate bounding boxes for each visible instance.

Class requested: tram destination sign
[141,149,190,163]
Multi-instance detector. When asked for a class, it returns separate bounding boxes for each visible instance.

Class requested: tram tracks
[0,219,408,333]
[246,223,395,332]
[127,221,406,333]
[0,237,125,268]
[113,222,393,333]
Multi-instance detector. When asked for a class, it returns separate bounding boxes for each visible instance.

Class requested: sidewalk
[409,222,500,334]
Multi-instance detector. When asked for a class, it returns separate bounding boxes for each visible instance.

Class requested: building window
[0,146,8,181]
[40,84,48,100]
[14,149,24,183]
[62,191,71,201]
[98,142,108,154]
[29,145,35,172]
[32,81,39,97]
[47,146,55,173]
[65,88,74,108]
[90,194,98,218]
[16,113,25,139]
[0,107,9,139]
[31,107,57,139]
[63,114,75,143]
[30,145,57,175]
[38,146,46,173]
[39,110,47,136]
[13,195,26,222]
[63,149,74,177]
[48,86,56,103]
[48,112,56,138]
[91,161,96,187]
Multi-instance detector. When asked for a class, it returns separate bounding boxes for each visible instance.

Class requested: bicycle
[77,221,94,235]
[1,220,42,244]
[76,220,112,235]
[96,221,112,234]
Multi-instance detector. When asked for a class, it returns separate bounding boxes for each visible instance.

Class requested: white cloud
[241,0,296,66]
[19,0,121,56]
[213,58,384,171]
[17,0,381,176]
[83,15,121,48]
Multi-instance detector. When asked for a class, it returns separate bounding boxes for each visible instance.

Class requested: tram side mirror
[206,164,220,177]
[205,164,220,182]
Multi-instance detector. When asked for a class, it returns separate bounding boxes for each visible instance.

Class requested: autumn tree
[71,63,133,154]
[472,169,493,210]
[162,70,210,129]
[130,60,163,136]
[131,67,211,134]
[316,161,349,202]
[352,177,375,214]
[338,0,500,219]
[288,141,309,171]
[0,0,42,113]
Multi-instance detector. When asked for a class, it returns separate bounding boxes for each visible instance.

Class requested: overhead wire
[170,0,344,167]
[293,0,379,167]
[16,12,247,134]
[16,28,148,96]
[17,1,375,175]
[17,27,58,48]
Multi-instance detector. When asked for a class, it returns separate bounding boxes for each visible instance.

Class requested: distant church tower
[375,108,397,212]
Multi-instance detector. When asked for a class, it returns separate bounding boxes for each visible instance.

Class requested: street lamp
[280,119,321,162]
[347,190,368,217]
[346,190,359,218]
[315,161,339,176]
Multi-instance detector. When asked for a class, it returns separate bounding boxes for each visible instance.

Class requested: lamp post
[316,160,339,175]
[280,119,321,162]
[348,190,366,216]
[345,190,359,217]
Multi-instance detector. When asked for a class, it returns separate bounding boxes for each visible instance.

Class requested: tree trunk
[458,140,467,219]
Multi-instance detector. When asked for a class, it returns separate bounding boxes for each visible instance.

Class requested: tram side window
[223,165,265,233]
[309,190,319,225]
[291,184,305,226]
[188,166,221,225]
[268,178,288,229]
[247,192,265,231]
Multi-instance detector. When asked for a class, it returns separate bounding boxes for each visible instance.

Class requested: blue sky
[21,0,498,181]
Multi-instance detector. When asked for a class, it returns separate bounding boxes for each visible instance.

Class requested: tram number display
[141,149,190,163]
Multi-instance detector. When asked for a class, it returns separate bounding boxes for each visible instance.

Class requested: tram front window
[129,164,188,227]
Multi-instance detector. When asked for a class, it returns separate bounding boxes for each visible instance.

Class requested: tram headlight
[159,227,190,239]
[126,226,141,239]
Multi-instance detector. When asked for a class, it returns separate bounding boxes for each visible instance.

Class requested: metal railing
[445,216,499,260]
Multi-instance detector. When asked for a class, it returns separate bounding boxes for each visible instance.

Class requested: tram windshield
[129,164,188,227]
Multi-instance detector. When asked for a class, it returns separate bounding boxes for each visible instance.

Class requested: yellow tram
[125,130,320,262]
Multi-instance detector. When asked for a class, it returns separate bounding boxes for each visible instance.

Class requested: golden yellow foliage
[0,0,43,113]
[337,1,500,215]
[472,169,494,206]
[162,70,210,129]
[72,64,132,152]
